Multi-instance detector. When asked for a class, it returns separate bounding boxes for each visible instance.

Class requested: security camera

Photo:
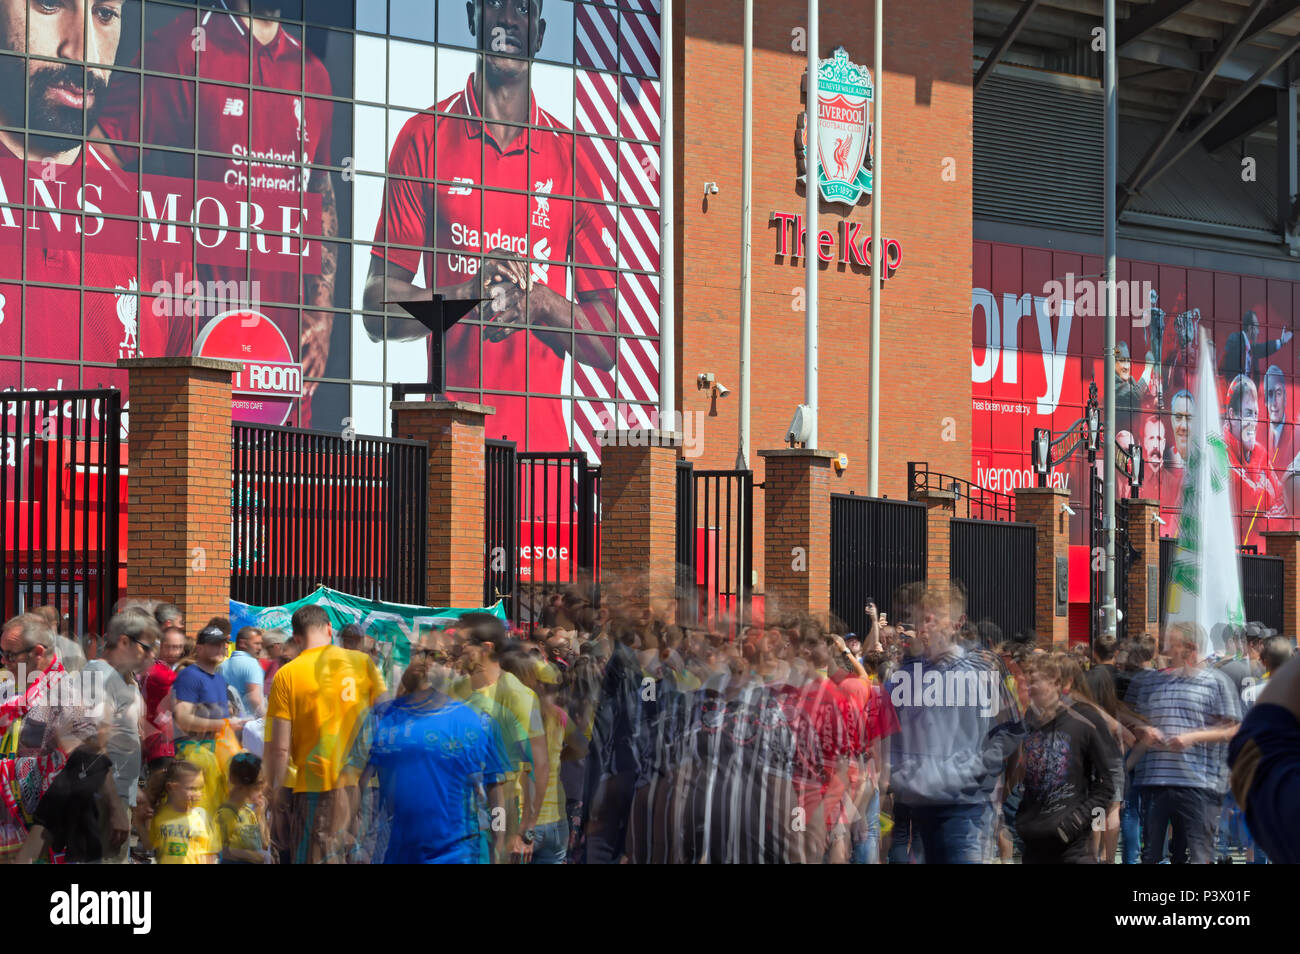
[697,372,715,391]
[714,382,730,398]
[1060,502,1077,516]
[704,182,719,195]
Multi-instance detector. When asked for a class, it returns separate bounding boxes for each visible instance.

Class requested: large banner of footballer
[0,0,662,462]
[973,240,1300,552]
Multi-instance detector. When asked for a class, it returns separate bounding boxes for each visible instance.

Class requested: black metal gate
[486,446,600,630]
[830,494,927,637]
[0,388,122,638]
[950,518,1036,642]
[676,463,753,637]
[231,424,427,607]
[1159,538,1285,633]
[1241,553,1285,632]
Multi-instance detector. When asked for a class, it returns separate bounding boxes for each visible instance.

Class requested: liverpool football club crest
[796,47,873,206]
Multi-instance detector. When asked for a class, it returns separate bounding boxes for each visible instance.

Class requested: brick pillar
[118,357,240,628]
[1263,531,1300,639]
[392,400,492,608]
[916,490,956,583]
[1122,498,1161,638]
[597,429,681,619]
[1014,486,1071,649]
[756,449,835,618]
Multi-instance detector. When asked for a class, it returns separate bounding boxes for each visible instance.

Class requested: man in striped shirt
[1126,623,1241,864]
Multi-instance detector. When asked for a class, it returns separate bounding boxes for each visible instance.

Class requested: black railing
[231,424,427,607]
[1159,538,1285,634]
[485,439,519,609]
[676,464,753,637]
[830,493,926,636]
[496,451,601,632]
[907,461,1016,522]
[0,388,121,639]
[675,460,695,610]
[1242,554,1284,633]
[950,518,1037,643]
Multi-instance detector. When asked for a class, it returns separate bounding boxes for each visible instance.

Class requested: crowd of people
[0,580,1297,864]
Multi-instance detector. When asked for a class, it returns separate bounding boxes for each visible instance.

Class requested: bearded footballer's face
[469,0,545,83]
[0,0,122,144]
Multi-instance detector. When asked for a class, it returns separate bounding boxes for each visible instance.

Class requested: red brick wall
[124,360,236,628]
[1015,487,1070,648]
[759,450,833,617]
[393,402,489,608]
[1263,531,1300,639]
[678,0,974,596]
[1123,499,1160,637]
[600,441,680,613]
[919,492,956,583]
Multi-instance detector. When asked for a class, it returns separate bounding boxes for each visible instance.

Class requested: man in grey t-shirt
[85,610,159,863]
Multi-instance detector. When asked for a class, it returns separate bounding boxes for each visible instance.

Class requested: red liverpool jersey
[372,75,614,453]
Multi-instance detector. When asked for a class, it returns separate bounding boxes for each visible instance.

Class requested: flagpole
[737,0,753,470]
[1102,0,1119,640]
[867,0,882,495]
[805,0,819,448]
[660,0,675,429]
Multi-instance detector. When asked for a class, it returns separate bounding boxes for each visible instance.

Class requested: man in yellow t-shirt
[265,605,385,864]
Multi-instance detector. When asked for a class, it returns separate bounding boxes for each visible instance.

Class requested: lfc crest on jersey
[795,47,873,206]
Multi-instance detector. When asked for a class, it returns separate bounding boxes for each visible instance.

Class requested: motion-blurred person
[885,582,1023,864]
[450,614,547,863]
[356,638,509,864]
[265,606,385,864]
[1126,624,1242,863]
[1229,651,1300,863]
[84,611,158,862]
[1014,656,1115,863]
[261,629,292,693]
[0,614,68,756]
[221,626,267,718]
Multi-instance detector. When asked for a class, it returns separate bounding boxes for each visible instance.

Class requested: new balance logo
[223,98,245,117]
[447,177,474,196]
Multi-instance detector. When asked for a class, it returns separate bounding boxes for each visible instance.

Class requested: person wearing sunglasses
[84,610,160,863]
[0,613,65,748]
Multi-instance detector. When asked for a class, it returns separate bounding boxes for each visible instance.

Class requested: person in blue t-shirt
[173,624,238,752]
[220,627,266,717]
[357,645,510,864]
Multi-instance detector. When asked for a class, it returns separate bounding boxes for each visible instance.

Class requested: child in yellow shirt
[150,760,217,864]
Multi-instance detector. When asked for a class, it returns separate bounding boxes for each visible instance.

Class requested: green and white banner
[230,586,507,671]
[1165,328,1245,656]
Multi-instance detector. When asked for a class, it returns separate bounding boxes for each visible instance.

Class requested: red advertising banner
[973,241,1300,552]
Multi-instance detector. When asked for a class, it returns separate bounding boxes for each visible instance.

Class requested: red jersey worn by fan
[372,76,613,452]
[97,1,333,314]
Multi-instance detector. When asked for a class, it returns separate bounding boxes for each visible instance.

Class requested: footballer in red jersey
[363,0,615,453]
[0,0,174,367]
[96,0,338,423]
